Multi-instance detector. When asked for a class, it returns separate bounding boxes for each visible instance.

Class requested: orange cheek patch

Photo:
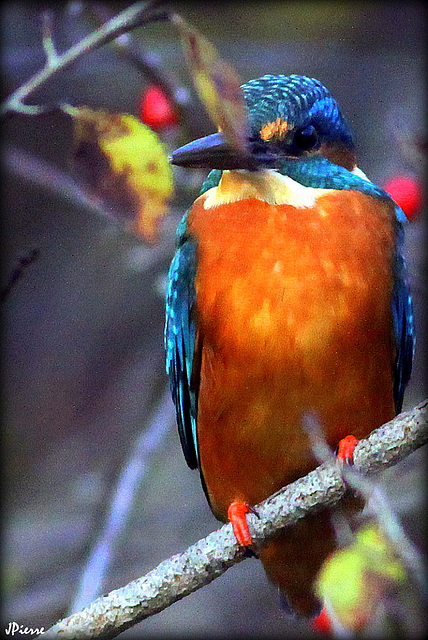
[260,117,292,142]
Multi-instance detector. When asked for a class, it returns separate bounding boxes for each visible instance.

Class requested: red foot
[337,435,358,465]
[228,501,257,547]
[311,607,332,634]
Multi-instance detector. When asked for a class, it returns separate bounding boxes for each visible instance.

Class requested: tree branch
[0,0,168,117]
[44,400,427,639]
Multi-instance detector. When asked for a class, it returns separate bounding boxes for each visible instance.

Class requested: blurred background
[2,1,426,638]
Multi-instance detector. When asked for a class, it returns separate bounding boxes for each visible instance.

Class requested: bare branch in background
[41,9,60,67]
[1,248,40,302]
[4,145,119,223]
[0,0,169,117]
[44,401,427,640]
[69,388,175,614]
[87,2,192,136]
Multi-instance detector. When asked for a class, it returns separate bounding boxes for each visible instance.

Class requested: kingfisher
[165,74,414,620]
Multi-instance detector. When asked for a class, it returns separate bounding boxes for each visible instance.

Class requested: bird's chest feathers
[188,169,396,366]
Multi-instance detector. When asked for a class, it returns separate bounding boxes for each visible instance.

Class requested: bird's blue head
[171,74,356,171]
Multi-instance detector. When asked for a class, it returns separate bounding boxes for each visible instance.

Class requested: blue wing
[165,171,222,470]
[165,232,199,469]
[392,221,415,413]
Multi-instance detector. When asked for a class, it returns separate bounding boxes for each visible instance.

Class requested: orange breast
[187,188,397,521]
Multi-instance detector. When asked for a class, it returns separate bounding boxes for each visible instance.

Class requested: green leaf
[316,523,407,630]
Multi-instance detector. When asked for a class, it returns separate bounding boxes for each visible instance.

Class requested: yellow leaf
[171,13,250,156]
[315,523,407,630]
[71,107,173,242]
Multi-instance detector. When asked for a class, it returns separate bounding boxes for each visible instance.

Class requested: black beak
[170,132,259,170]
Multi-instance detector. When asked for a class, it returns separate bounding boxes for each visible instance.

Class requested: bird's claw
[336,434,358,465]
[228,501,258,552]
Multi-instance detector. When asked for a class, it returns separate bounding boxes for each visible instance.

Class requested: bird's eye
[293,125,319,150]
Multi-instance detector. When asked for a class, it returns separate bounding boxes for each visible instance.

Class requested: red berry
[311,607,332,634]
[383,174,422,221]
[139,85,179,131]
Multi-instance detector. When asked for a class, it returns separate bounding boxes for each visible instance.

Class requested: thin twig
[44,400,427,640]
[3,144,177,273]
[4,144,119,225]
[1,248,40,302]
[69,388,175,614]
[0,0,168,117]
[41,9,60,67]
[86,1,191,135]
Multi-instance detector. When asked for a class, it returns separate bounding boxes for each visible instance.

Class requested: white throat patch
[202,169,332,209]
